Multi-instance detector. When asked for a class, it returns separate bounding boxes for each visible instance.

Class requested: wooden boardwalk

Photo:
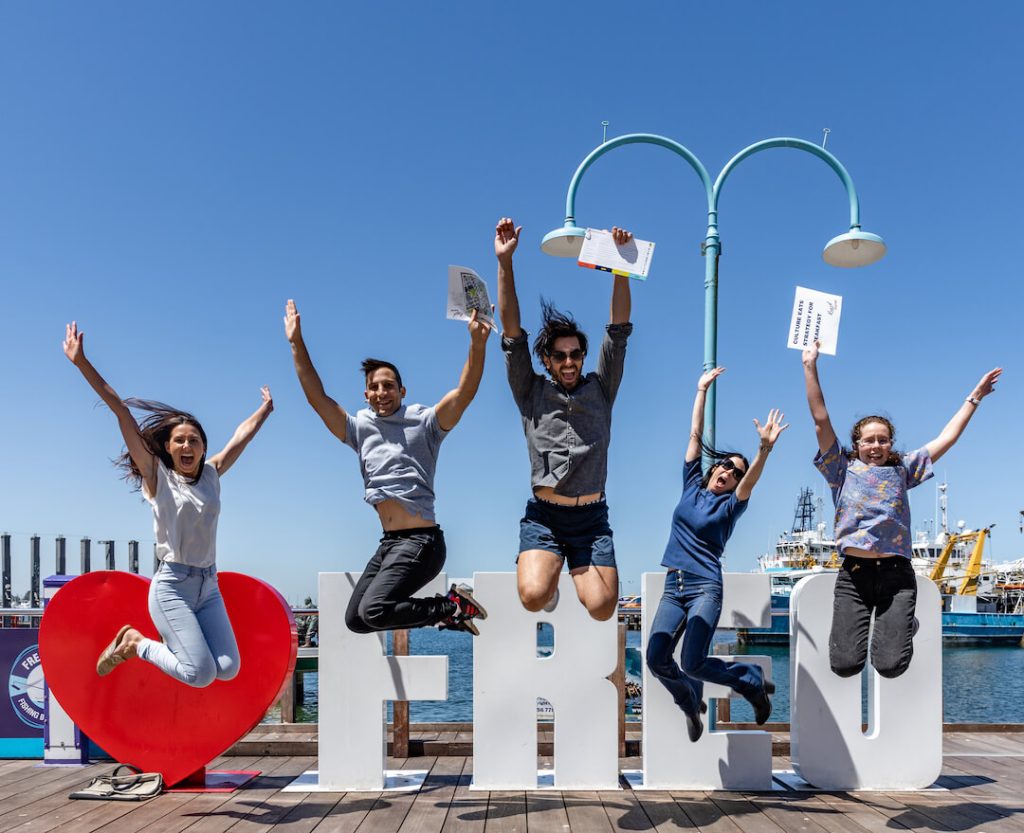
[2,733,1024,833]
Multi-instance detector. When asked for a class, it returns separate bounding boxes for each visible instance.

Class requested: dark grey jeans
[344,526,451,633]
[829,555,917,679]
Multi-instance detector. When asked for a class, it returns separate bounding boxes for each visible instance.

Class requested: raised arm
[495,217,523,337]
[285,299,349,443]
[924,367,1001,464]
[609,226,632,324]
[802,341,838,455]
[435,308,489,431]
[735,409,789,502]
[208,387,274,476]
[63,322,157,494]
[686,367,725,463]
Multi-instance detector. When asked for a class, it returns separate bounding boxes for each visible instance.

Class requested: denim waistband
[382,525,442,540]
[841,554,911,569]
[158,561,217,577]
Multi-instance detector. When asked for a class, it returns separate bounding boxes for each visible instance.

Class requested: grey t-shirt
[343,404,449,522]
[502,322,632,496]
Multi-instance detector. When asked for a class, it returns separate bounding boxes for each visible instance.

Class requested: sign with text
[787,286,842,355]
[1,629,43,758]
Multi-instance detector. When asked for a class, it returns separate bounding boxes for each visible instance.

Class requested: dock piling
[30,535,40,607]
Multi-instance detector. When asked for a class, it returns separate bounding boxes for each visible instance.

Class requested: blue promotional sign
[1,628,44,756]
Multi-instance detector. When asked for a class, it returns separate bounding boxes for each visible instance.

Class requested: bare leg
[570,565,618,621]
[517,549,563,611]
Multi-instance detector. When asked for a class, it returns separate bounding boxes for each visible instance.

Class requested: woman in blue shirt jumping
[645,367,786,742]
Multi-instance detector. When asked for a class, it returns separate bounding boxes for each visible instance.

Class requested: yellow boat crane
[928,524,995,596]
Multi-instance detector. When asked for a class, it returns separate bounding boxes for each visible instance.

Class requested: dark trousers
[645,571,765,716]
[345,526,451,633]
[830,555,917,679]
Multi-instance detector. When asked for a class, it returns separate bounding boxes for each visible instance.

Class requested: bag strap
[110,764,145,793]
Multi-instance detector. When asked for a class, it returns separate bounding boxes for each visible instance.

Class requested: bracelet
[759,443,772,453]
[966,396,980,406]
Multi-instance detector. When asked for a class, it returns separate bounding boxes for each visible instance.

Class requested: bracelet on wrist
[966,396,980,406]
[759,443,772,453]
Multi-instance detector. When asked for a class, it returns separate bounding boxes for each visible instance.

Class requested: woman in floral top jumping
[802,340,1000,678]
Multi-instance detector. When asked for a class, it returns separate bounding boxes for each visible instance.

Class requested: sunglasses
[548,348,584,363]
[717,458,747,479]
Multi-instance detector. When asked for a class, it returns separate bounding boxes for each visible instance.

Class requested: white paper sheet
[787,286,842,356]
[447,265,495,331]
[578,228,655,280]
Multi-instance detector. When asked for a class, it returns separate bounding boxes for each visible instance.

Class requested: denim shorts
[518,497,616,570]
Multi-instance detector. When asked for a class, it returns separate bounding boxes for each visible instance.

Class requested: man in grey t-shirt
[495,217,634,621]
[285,299,489,635]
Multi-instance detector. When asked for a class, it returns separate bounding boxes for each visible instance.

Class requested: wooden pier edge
[229,720,1024,758]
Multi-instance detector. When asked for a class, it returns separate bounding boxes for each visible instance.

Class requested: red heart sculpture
[39,571,297,786]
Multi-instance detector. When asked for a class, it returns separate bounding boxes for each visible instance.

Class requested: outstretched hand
[802,340,820,366]
[698,366,725,392]
[284,299,302,343]
[63,321,86,366]
[260,385,274,413]
[495,217,521,261]
[468,307,493,344]
[611,227,633,245]
[972,367,1002,400]
[753,409,789,448]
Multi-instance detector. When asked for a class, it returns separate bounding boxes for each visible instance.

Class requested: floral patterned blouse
[814,439,933,559]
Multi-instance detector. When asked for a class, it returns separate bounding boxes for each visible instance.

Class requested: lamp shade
[822,230,886,268]
[541,225,586,257]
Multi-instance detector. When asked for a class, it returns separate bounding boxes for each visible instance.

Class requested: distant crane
[928,524,995,595]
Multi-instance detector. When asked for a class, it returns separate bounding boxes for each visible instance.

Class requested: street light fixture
[542,133,886,451]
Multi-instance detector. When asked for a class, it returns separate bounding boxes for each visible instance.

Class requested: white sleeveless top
[145,460,221,568]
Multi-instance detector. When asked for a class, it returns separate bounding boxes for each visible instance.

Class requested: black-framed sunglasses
[718,458,747,479]
[548,348,584,363]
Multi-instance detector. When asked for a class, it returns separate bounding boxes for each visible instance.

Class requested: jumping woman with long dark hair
[645,367,786,741]
[63,321,274,685]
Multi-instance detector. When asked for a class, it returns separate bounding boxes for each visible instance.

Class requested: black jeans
[830,555,917,679]
[344,526,451,633]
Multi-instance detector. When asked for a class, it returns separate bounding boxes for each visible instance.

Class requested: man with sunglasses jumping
[494,217,633,620]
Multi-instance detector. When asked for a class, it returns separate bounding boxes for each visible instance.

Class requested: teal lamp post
[541,134,886,451]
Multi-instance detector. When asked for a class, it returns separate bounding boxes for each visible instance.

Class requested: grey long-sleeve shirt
[502,323,632,497]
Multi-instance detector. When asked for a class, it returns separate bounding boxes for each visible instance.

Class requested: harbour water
[289,627,1024,724]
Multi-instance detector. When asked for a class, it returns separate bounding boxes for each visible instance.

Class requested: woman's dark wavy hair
[695,437,750,490]
[532,299,589,362]
[114,399,208,490]
[845,414,901,465]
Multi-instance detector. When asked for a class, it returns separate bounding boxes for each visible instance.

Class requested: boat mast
[793,488,815,534]
[938,481,949,540]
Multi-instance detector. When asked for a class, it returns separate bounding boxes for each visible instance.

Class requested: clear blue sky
[2,3,1021,604]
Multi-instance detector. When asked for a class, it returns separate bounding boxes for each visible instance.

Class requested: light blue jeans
[137,562,241,687]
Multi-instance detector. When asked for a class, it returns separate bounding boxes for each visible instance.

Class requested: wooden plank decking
[2,733,1024,833]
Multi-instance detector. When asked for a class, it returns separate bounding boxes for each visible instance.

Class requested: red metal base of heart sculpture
[164,767,261,792]
[39,571,296,787]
